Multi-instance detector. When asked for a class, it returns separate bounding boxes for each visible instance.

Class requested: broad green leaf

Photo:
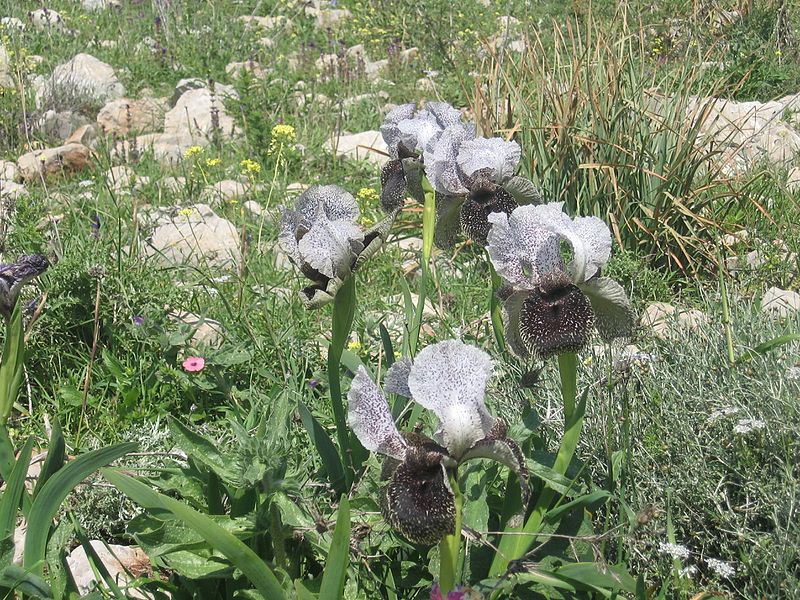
[0,303,25,425]
[103,470,285,598]
[379,324,395,367]
[578,277,635,341]
[318,495,350,600]
[168,417,239,484]
[552,562,637,592]
[23,443,137,575]
[161,549,232,579]
[129,512,252,557]
[0,437,33,541]
[0,564,53,597]
[294,579,318,600]
[298,401,344,490]
[33,420,66,501]
[543,490,612,524]
[0,426,16,485]
[339,349,365,377]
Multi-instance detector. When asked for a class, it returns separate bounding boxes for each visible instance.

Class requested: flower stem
[328,275,356,489]
[438,474,462,597]
[488,258,505,352]
[409,185,436,356]
[488,352,582,577]
[718,247,735,365]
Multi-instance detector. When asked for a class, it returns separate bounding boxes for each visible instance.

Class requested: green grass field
[0,0,798,598]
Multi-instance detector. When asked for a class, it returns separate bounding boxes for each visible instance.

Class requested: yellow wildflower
[347,340,362,351]
[184,145,204,158]
[178,208,195,216]
[271,124,296,145]
[205,158,222,167]
[357,187,380,204]
[240,158,262,176]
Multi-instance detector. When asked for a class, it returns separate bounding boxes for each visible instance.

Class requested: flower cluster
[348,340,528,545]
[278,185,397,308]
[486,202,635,358]
[379,101,541,247]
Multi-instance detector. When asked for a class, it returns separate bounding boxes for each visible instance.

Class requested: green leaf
[0,564,53,597]
[168,417,239,484]
[294,579,318,600]
[551,562,637,592]
[578,277,636,341]
[543,490,612,525]
[378,323,395,367]
[298,401,345,490]
[0,303,25,424]
[33,420,66,501]
[23,442,137,575]
[503,176,543,206]
[0,437,33,541]
[736,333,800,363]
[319,495,350,600]
[102,469,286,599]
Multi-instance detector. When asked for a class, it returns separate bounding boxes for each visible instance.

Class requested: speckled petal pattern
[407,340,495,459]
[347,366,407,460]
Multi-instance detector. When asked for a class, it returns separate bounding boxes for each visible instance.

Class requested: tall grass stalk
[473,12,772,274]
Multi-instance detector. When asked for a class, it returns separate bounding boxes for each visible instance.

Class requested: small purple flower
[307,379,320,389]
[132,315,145,326]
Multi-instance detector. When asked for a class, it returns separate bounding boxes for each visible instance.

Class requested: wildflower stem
[718,248,735,365]
[487,258,505,352]
[328,275,356,490]
[409,185,436,356]
[488,353,583,577]
[438,474,462,597]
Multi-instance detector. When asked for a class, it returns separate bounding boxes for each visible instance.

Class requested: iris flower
[379,101,473,213]
[278,185,396,308]
[347,340,529,545]
[0,254,49,321]
[425,128,543,248]
[486,202,635,358]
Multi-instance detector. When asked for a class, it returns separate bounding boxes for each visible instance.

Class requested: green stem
[438,474,462,597]
[409,186,436,356]
[488,258,506,352]
[328,275,356,488]
[488,353,582,577]
[718,248,735,365]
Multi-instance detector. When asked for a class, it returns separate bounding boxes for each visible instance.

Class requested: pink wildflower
[182,356,205,372]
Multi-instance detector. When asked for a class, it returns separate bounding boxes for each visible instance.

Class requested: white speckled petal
[295,184,360,223]
[380,103,417,158]
[486,208,563,288]
[423,124,471,195]
[571,215,612,281]
[523,202,611,283]
[456,137,521,183]
[348,366,407,460]
[407,340,495,459]
[384,358,413,397]
[277,206,304,266]
[297,216,363,279]
[423,102,463,129]
[397,116,441,154]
